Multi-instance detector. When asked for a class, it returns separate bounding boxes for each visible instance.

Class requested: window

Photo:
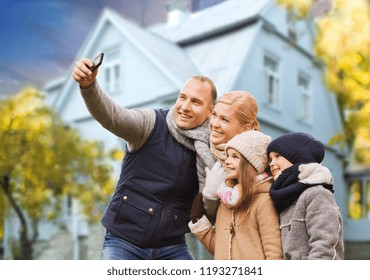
[348,178,370,219]
[102,47,121,94]
[61,195,73,219]
[298,74,312,123]
[105,68,111,91]
[348,180,362,219]
[264,55,280,109]
[287,11,297,43]
[367,180,370,218]
[67,195,73,216]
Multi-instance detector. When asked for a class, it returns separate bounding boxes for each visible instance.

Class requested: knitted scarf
[218,172,271,208]
[166,107,216,170]
[269,164,334,213]
[210,142,227,168]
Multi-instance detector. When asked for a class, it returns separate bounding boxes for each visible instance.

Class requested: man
[72,58,217,259]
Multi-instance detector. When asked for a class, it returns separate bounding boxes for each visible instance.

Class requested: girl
[189,130,283,260]
[199,91,262,224]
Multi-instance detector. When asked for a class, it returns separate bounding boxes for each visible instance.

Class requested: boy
[267,132,344,260]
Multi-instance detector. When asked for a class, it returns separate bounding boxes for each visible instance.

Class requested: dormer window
[287,11,297,43]
[102,47,121,95]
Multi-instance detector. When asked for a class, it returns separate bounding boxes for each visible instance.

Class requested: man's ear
[207,104,215,118]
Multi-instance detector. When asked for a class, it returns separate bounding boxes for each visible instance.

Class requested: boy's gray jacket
[279,186,344,259]
[102,109,199,247]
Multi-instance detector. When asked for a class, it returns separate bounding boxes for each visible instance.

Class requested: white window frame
[102,47,122,95]
[287,11,298,42]
[263,54,280,109]
[297,73,312,123]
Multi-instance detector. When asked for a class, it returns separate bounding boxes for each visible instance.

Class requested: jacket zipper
[149,148,187,246]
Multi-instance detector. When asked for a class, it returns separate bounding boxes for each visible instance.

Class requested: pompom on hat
[267,132,325,164]
[225,130,271,174]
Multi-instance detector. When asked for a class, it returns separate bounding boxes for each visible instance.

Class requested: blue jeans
[101,231,194,260]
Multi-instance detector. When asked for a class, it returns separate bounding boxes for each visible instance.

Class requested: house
[19,0,363,259]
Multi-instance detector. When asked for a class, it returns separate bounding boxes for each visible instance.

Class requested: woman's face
[210,102,249,145]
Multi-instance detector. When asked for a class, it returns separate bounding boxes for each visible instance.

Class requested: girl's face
[269,151,293,180]
[210,103,250,145]
[225,148,241,180]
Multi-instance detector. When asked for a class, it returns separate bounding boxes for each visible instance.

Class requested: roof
[105,9,201,86]
[149,0,271,43]
[53,7,202,111]
[51,0,281,108]
[183,22,260,94]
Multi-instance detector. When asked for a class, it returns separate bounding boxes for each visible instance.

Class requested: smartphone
[88,53,104,72]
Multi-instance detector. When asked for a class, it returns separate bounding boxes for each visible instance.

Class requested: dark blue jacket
[101,109,199,248]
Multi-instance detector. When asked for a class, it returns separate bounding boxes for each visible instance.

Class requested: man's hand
[72,58,98,89]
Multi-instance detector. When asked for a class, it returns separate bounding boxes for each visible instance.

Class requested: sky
[0,0,192,97]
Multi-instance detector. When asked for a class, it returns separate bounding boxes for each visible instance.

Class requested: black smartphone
[88,53,104,72]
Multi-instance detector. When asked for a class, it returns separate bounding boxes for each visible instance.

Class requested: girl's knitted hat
[225,130,271,174]
[267,132,325,164]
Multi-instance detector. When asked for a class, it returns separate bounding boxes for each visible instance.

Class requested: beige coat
[189,178,283,260]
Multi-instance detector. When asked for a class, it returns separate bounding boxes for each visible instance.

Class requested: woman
[195,91,262,224]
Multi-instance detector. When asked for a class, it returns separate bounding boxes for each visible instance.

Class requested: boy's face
[225,148,241,180]
[269,151,293,180]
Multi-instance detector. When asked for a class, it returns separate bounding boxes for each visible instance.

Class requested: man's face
[173,78,214,130]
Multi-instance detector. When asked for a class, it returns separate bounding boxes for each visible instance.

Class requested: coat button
[148,208,153,213]
[122,196,127,201]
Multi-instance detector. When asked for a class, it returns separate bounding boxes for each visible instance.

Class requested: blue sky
[0,0,171,97]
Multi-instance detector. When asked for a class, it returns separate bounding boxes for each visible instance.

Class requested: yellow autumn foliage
[0,87,116,227]
[278,0,370,164]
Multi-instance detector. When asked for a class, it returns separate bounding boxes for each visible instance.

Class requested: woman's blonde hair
[216,91,260,131]
[221,91,261,215]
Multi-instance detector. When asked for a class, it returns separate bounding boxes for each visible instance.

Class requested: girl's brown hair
[226,156,258,216]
